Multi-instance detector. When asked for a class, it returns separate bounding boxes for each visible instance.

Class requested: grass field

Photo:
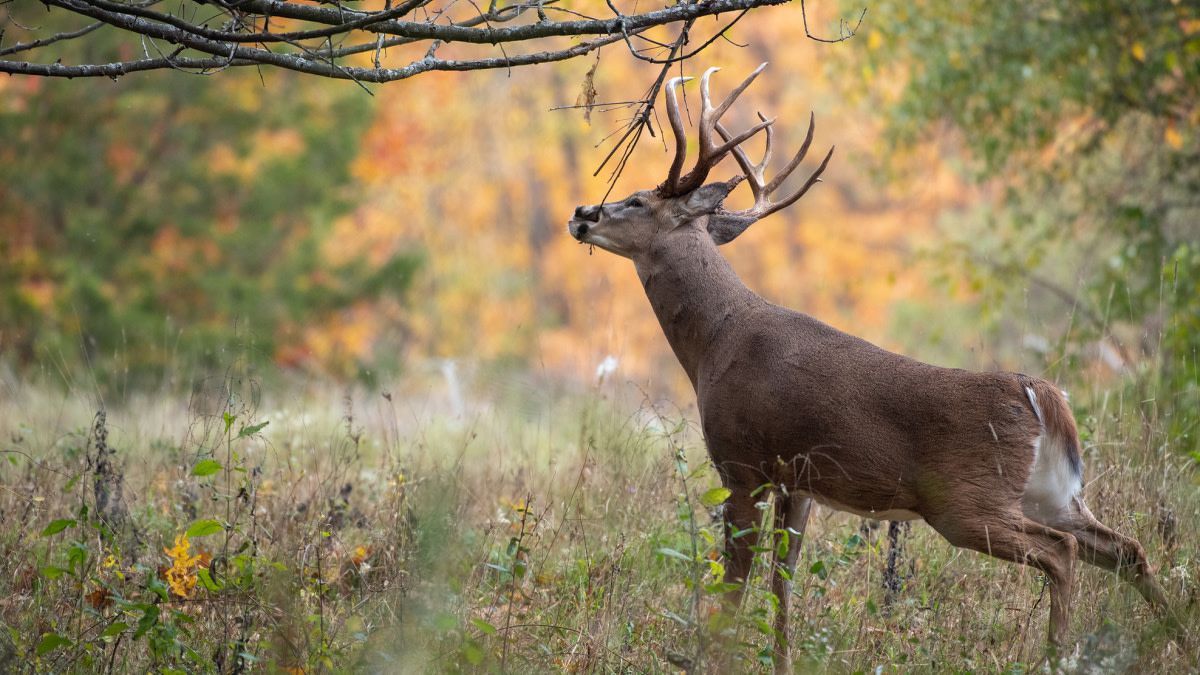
[0,359,1195,674]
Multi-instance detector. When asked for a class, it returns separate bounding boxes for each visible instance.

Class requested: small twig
[0,20,105,56]
[550,99,648,111]
[591,21,692,194]
[467,0,511,74]
[374,0,392,68]
[800,0,866,44]
[620,9,752,65]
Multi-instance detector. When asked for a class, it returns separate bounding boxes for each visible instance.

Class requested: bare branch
[2,0,798,82]
[0,30,626,81]
[0,20,105,57]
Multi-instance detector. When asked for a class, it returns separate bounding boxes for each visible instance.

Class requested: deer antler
[716,110,835,221]
[657,63,776,197]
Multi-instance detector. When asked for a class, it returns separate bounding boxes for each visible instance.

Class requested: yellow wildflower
[164,534,201,599]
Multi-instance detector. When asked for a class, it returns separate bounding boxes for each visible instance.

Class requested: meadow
[0,350,1195,674]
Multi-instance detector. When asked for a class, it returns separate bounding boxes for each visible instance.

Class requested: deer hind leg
[926,510,1079,644]
[1044,496,1173,617]
[770,493,812,675]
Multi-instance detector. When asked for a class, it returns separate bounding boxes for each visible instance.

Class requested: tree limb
[1,0,803,82]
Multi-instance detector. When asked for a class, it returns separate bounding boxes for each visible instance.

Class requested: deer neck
[633,226,765,390]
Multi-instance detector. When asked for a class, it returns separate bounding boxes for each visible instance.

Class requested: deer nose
[574,204,601,222]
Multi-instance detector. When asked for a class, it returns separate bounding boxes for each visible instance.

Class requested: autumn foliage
[2,2,1196,406]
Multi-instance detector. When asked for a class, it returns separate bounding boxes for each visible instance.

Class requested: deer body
[630,203,1084,530]
[569,65,1172,670]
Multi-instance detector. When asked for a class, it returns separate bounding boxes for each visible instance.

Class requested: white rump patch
[1021,387,1082,525]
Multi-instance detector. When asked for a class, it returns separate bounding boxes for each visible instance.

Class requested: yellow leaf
[1165,120,1183,150]
[1131,42,1146,62]
[867,29,882,51]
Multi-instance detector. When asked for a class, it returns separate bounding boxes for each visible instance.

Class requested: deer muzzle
[569,204,601,241]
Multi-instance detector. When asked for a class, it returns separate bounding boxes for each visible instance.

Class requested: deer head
[568,63,833,258]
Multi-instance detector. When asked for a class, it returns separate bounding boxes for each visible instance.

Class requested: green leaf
[235,421,269,440]
[707,559,726,578]
[134,605,160,639]
[67,542,88,572]
[223,412,236,433]
[655,547,693,562]
[471,618,497,635]
[99,622,130,639]
[37,633,72,656]
[699,487,731,508]
[41,566,70,579]
[190,460,223,477]
[730,525,758,540]
[40,519,77,536]
[463,640,485,665]
[809,559,828,581]
[197,568,224,592]
[185,519,223,537]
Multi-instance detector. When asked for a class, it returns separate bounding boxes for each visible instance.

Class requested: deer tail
[1019,375,1084,523]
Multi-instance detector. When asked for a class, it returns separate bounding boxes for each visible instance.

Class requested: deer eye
[628,197,646,208]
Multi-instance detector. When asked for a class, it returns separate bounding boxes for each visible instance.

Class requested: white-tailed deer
[567,63,1174,670]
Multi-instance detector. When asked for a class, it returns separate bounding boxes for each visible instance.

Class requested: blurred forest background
[1,0,1197,422]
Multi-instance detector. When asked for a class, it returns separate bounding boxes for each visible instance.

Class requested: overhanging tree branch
[0,0,811,82]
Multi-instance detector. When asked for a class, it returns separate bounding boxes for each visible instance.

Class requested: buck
[567,63,1174,669]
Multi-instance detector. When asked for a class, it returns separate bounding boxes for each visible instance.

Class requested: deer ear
[670,182,734,226]
[706,214,759,245]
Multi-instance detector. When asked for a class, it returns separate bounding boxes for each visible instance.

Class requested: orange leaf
[1165,120,1184,150]
[86,588,114,610]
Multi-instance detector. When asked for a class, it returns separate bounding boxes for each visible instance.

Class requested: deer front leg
[721,488,763,611]
[771,493,812,675]
[709,488,763,673]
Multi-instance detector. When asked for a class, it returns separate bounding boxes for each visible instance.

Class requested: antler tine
[663,75,695,196]
[765,111,816,195]
[717,112,774,212]
[658,63,774,196]
[718,109,835,221]
[762,143,835,217]
[702,62,768,124]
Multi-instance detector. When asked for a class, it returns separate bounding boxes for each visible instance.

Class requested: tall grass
[0,346,1195,673]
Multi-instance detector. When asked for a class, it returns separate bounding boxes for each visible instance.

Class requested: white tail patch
[1022,386,1082,525]
[1025,386,1044,424]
